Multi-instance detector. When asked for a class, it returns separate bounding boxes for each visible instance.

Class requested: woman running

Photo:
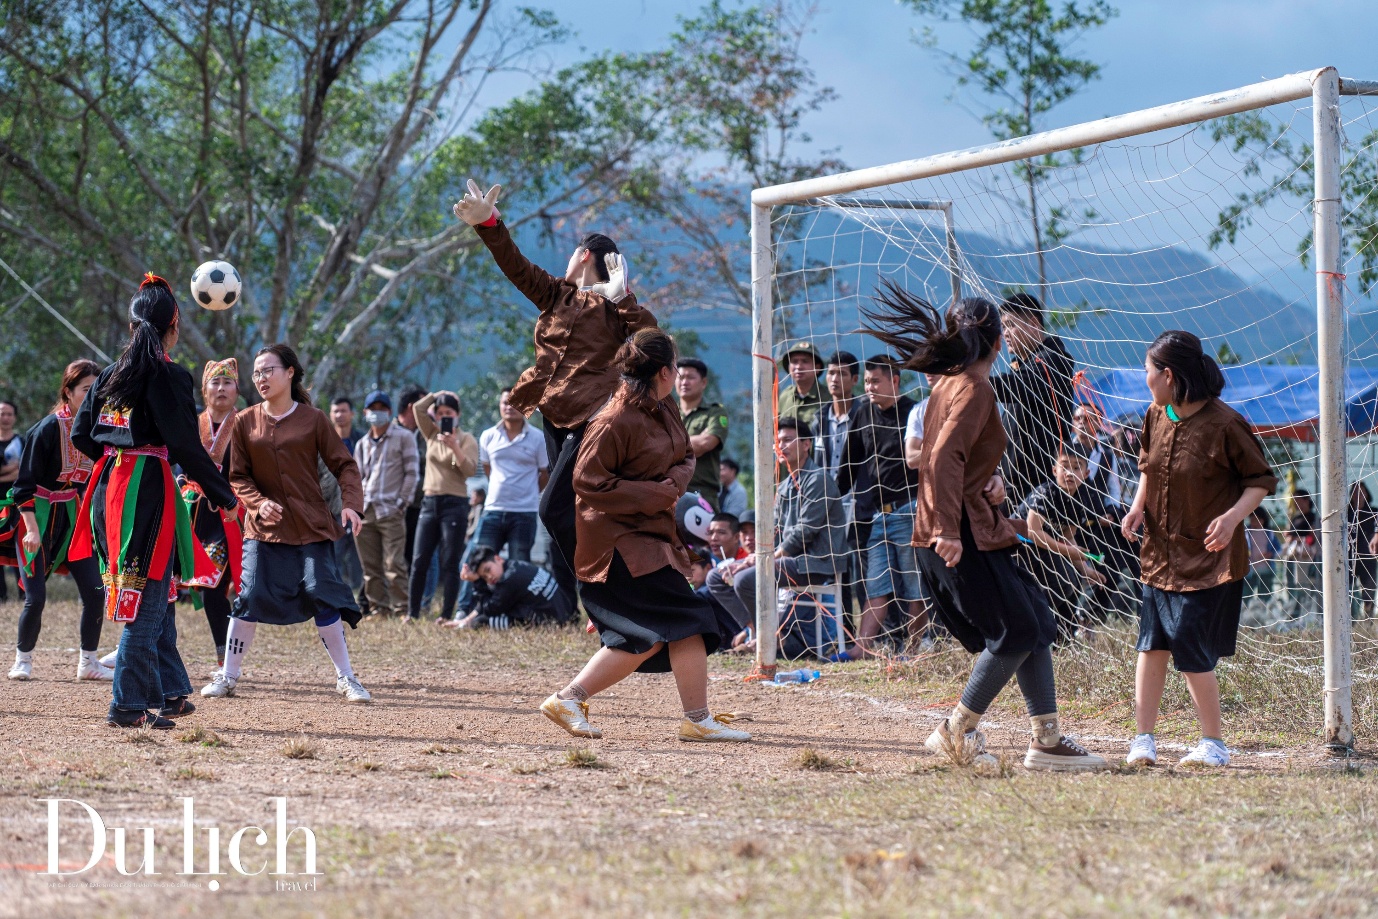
[179,358,244,669]
[863,285,1106,771]
[70,274,238,729]
[200,343,371,703]
[539,328,749,743]
[4,360,109,682]
[1121,330,1275,767]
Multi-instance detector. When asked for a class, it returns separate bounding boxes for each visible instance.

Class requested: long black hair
[1146,330,1225,404]
[578,232,619,282]
[257,343,312,404]
[860,280,1002,375]
[99,274,180,410]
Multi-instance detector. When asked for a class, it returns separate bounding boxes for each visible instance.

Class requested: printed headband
[203,357,239,388]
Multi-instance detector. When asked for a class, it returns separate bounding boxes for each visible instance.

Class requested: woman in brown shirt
[200,344,372,704]
[407,390,479,621]
[865,283,1105,772]
[1120,331,1276,768]
[539,329,749,744]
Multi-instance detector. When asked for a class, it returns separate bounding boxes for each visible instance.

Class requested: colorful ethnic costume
[2,404,110,679]
[70,357,238,720]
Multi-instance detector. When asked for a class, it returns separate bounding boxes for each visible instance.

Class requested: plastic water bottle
[774,669,821,684]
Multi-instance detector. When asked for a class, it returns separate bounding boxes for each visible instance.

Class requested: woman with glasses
[200,343,371,703]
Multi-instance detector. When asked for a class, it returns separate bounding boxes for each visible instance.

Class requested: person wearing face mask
[174,359,245,672]
[69,274,239,729]
[3,360,109,682]
[201,343,370,703]
[408,390,479,620]
[352,391,418,617]
[452,179,658,602]
[539,328,750,745]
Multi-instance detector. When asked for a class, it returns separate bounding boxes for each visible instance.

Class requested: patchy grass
[280,735,319,760]
[564,748,604,769]
[177,726,227,747]
[171,765,215,782]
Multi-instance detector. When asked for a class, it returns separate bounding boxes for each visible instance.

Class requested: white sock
[223,619,257,680]
[14,649,31,664]
[80,649,104,667]
[317,620,354,680]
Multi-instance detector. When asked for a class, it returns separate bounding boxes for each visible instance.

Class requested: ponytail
[860,281,1001,375]
[1146,330,1225,404]
[99,274,180,410]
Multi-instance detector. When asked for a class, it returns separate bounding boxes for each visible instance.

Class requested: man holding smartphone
[408,391,479,620]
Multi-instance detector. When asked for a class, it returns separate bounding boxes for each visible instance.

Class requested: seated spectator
[1019,444,1110,643]
[450,545,573,630]
[687,547,749,655]
[719,457,748,519]
[708,418,846,659]
[706,512,749,564]
[739,510,756,554]
[1281,491,1320,613]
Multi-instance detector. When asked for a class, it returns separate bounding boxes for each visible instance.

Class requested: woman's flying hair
[98,273,181,410]
[860,280,1002,376]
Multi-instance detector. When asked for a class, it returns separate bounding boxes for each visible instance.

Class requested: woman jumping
[200,343,371,703]
[70,274,239,729]
[540,328,749,743]
[863,284,1106,771]
[4,360,109,682]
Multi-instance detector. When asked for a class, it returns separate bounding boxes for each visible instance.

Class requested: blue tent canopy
[1080,365,1378,440]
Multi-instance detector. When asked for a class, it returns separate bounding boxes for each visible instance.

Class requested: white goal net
[748,68,1378,749]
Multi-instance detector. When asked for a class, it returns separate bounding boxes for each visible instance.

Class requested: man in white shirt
[454,388,550,617]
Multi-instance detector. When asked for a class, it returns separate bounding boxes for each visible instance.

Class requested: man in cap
[776,340,826,428]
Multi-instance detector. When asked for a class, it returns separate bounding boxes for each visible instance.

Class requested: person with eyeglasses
[201,343,371,703]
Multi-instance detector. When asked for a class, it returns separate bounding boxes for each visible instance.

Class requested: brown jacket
[413,393,479,497]
[572,385,696,582]
[912,368,1021,551]
[475,220,659,429]
[229,403,364,545]
[1137,399,1277,591]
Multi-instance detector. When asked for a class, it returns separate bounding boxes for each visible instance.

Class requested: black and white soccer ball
[189,260,241,311]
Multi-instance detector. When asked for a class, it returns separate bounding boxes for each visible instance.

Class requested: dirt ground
[2,599,1377,918]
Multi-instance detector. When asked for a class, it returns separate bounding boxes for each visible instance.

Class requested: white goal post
[748,67,1376,751]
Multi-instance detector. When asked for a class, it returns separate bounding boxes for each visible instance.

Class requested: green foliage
[902,0,1117,309]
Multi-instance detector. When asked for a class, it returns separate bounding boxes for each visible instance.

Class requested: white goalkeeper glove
[588,252,631,303]
[452,178,502,227]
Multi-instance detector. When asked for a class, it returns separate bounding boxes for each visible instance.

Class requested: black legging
[408,494,469,619]
[202,575,232,655]
[16,550,105,653]
[540,423,585,599]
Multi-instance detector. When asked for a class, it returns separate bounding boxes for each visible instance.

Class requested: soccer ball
[190,260,241,311]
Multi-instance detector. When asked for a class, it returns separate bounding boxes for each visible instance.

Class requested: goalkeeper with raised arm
[453,180,658,596]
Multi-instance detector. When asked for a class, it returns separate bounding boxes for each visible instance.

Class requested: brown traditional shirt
[475,220,659,430]
[912,368,1021,551]
[1137,399,1277,592]
[412,393,479,497]
[229,403,364,545]
[572,385,696,582]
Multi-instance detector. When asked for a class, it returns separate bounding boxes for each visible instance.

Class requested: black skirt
[1137,580,1243,673]
[232,539,362,628]
[914,514,1056,656]
[579,550,720,673]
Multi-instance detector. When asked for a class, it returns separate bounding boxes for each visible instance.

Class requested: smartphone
[440,416,455,435]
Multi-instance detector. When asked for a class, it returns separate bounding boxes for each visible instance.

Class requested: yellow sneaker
[678,713,752,743]
[540,693,602,739]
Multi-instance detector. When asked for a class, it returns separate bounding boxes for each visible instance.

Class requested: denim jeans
[408,494,469,619]
[110,574,193,714]
[864,502,921,601]
[455,510,539,615]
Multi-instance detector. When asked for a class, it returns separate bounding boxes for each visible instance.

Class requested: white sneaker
[540,693,602,738]
[8,656,32,681]
[201,673,238,697]
[99,650,118,668]
[679,713,752,743]
[76,656,114,681]
[924,722,998,766]
[337,675,372,703]
[1179,738,1230,768]
[1126,733,1158,766]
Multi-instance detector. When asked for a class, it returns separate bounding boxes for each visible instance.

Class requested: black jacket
[73,361,237,510]
[991,334,1076,503]
[835,395,918,523]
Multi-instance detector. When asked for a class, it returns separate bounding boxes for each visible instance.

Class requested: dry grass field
[2,596,1377,918]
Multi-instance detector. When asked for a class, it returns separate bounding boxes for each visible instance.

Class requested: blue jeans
[864,502,921,601]
[110,575,193,714]
[455,510,538,615]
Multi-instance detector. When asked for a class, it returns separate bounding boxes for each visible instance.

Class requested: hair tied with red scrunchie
[141,272,169,290]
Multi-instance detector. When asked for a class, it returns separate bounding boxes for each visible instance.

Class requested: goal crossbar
[748,66,1367,752]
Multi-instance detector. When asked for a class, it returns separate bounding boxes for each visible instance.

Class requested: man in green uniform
[677,358,729,512]
[776,340,826,427]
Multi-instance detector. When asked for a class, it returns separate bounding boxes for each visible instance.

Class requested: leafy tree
[901,0,1116,305]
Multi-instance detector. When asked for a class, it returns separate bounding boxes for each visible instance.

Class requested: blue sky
[485,0,1377,178]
